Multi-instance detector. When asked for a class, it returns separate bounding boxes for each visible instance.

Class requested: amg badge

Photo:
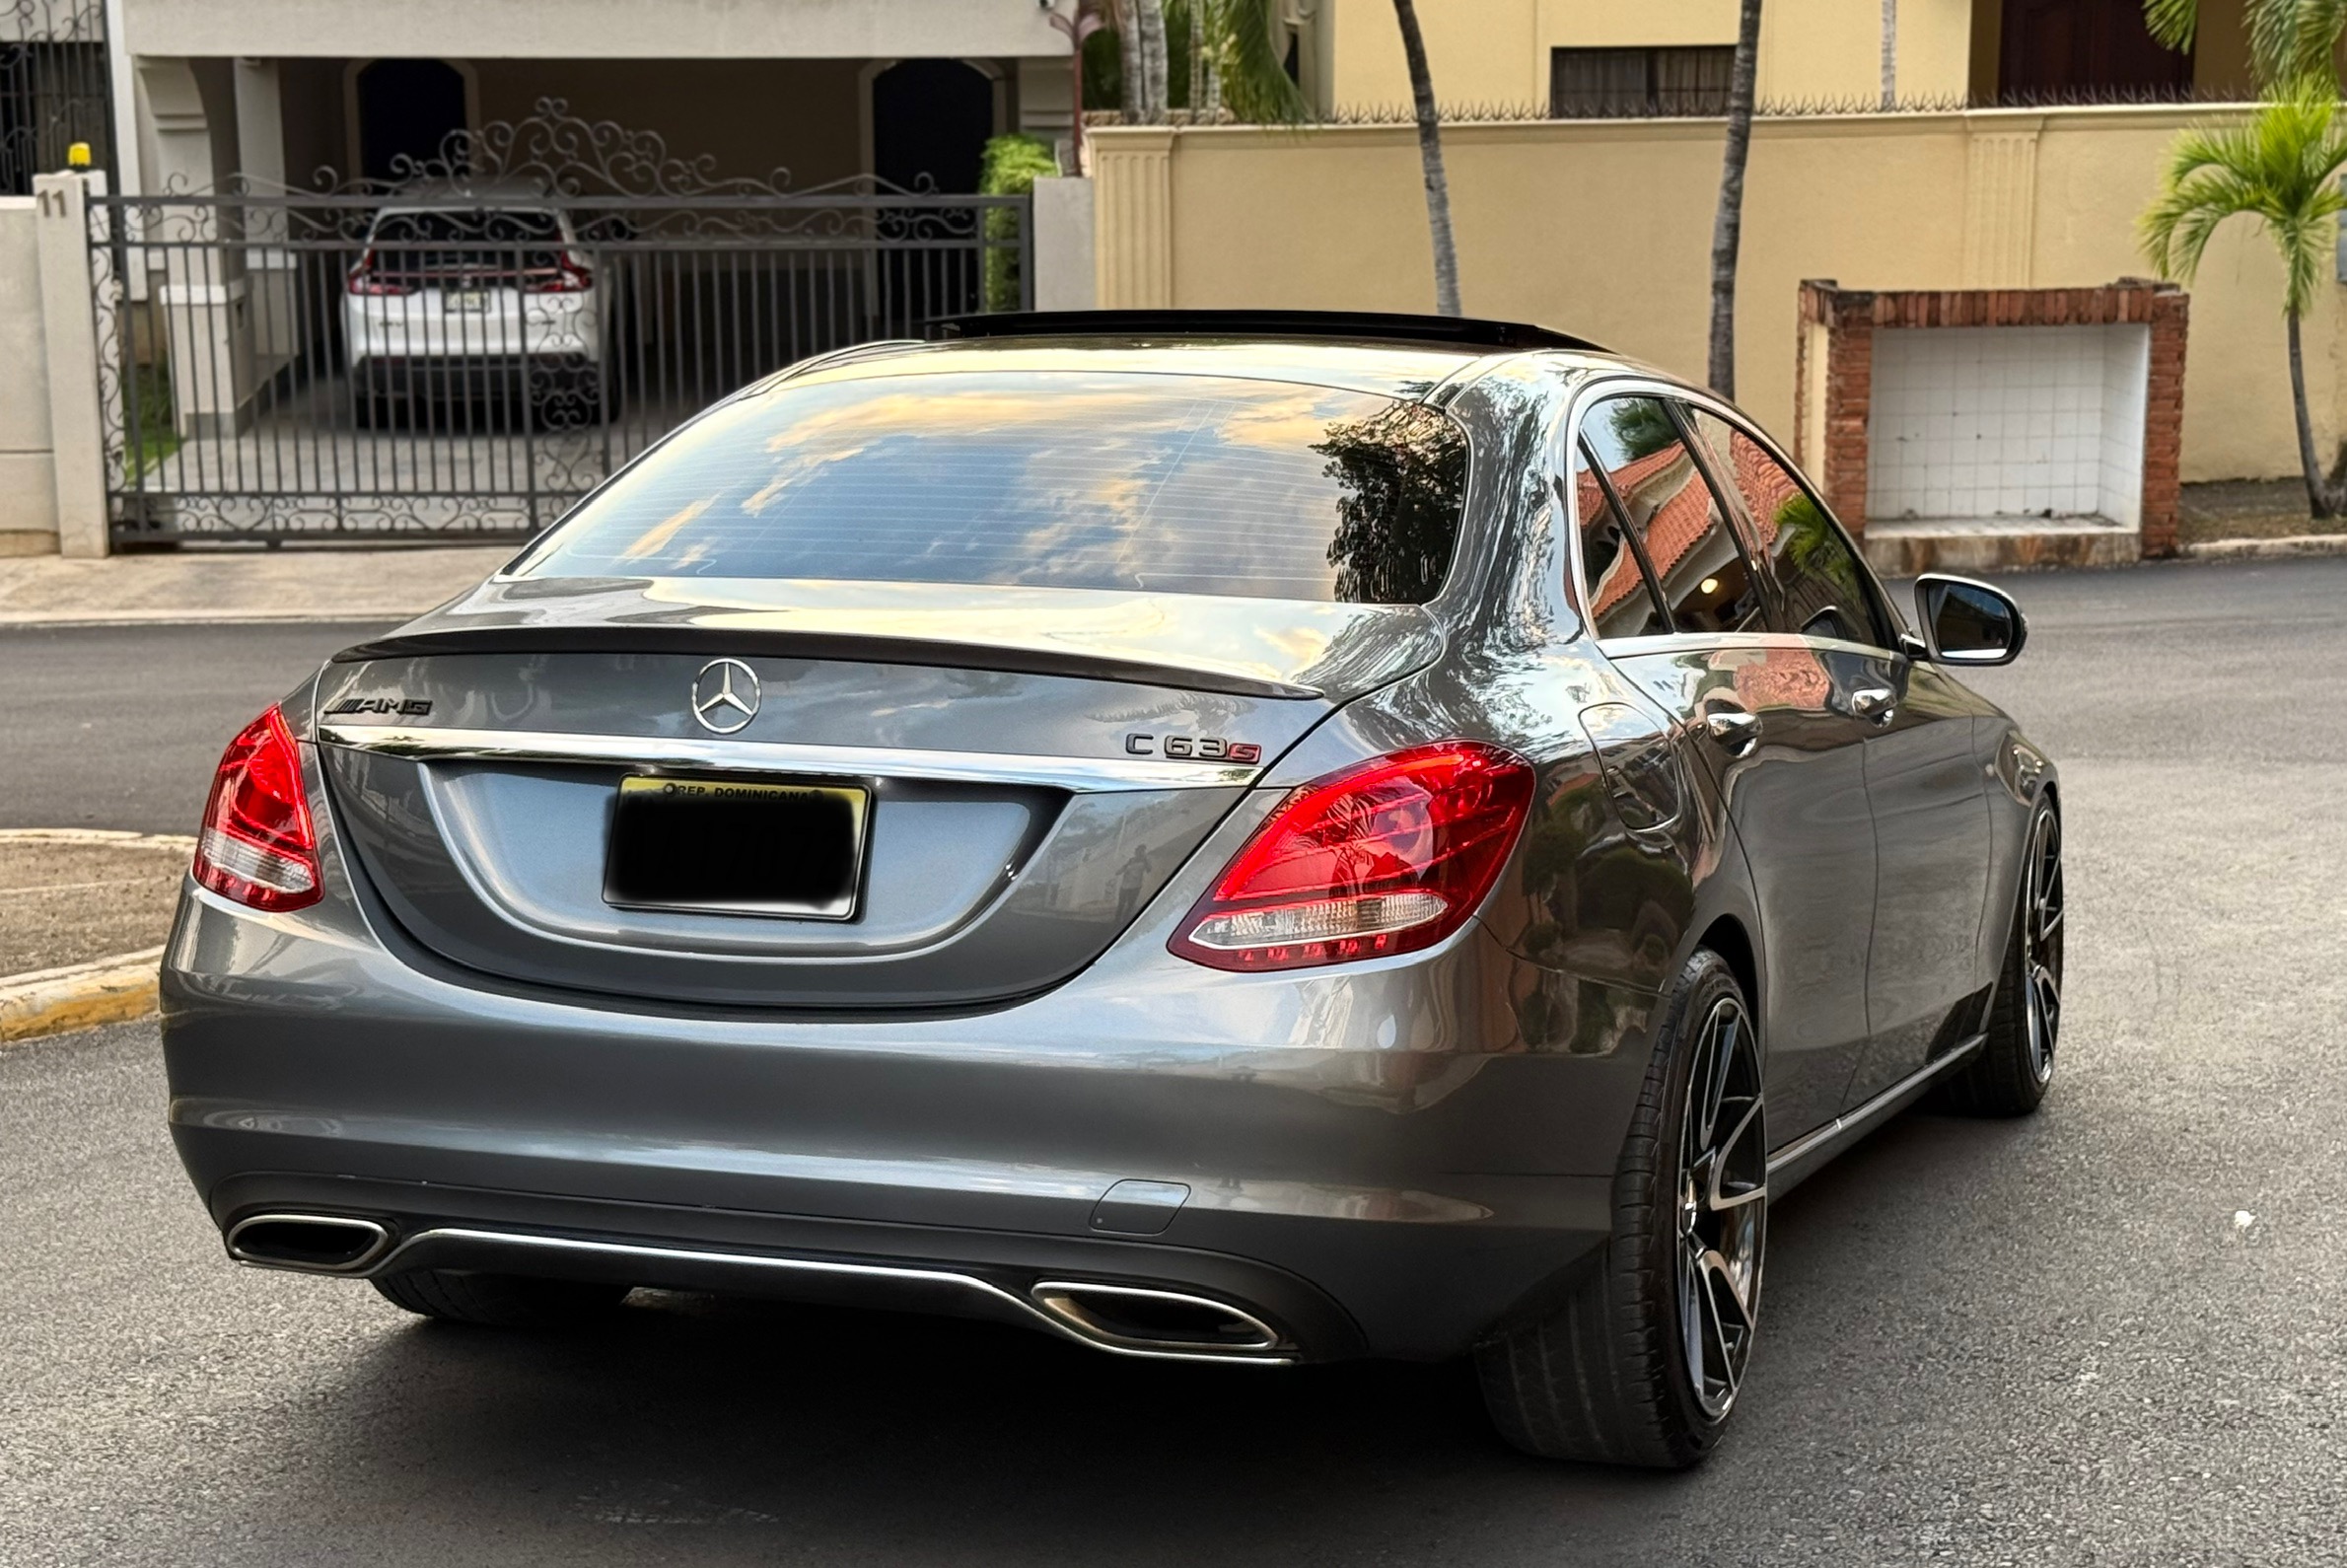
[324,696,433,718]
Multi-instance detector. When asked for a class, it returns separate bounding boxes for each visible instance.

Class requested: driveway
[1,559,2341,1564]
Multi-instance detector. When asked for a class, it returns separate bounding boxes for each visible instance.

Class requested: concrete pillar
[1090,127,1173,309]
[1017,54,1076,164]
[233,59,297,376]
[133,58,258,439]
[1031,176,1096,311]
[34,173,110,559]
[135,57,217,201]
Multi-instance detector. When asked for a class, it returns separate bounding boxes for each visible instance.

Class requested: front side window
[1687,410,1889,648]
[518,372,1470,604]
[1577,396,1762,636]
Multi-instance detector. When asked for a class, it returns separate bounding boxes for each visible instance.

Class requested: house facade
[1302,0,2258,115]
[109,0,1081,201]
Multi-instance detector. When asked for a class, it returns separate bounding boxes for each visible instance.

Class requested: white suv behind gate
[344,197,605,428]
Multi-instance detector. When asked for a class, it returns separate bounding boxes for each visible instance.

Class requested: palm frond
[1210,0,1310,123]
[2246,0,2347,88]
[2140,84,2347,316]
[2144,0,2199,51]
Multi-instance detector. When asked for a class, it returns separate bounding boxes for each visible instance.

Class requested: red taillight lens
[346,252,413,297]
[1170,742,1534,972]
[192,705,321,912]
[523,257,592,294]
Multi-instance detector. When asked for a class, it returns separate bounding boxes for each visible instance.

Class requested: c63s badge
[324,697,433,719]
[1126,733,1261,764]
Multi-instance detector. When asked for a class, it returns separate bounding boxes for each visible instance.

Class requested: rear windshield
[363,208,568,279]
[517,372,1471,603]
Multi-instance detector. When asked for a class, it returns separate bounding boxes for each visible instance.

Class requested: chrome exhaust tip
[1030,1280,1285,1357]
[225,1213,393,1274]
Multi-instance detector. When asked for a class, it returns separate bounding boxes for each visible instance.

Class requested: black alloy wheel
[1477,949,1766,1467]
[1676,994,1767,1420]
[2021,806,2065,1083]
[1941,796,2064,1116]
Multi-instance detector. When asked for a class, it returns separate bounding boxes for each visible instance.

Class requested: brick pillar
[2140,284,2189,558]
[1821,296,1874,537]
[1796,280,1875,536]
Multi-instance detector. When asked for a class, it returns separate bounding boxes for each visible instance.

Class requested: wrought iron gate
[91,104,1033,544]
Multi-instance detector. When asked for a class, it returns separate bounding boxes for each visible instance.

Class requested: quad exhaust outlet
[225,1213,392,1274]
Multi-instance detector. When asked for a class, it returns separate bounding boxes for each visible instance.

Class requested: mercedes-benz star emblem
[689,658,760,735]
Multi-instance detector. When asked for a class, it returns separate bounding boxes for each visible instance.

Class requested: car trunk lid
[315,576,1442,1010]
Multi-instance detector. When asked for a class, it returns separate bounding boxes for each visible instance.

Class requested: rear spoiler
[330,623,1327,701]
[930,309,1605,354]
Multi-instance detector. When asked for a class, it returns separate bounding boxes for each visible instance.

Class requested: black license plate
[604,774,869,919]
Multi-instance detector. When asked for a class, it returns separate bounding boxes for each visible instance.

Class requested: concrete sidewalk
[0,545,512,626]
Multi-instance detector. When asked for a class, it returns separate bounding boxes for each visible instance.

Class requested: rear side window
[1577,396,1762,635]
[1689,411,1890,649]
[1569,439,1669,638]
[519,372,1471,604]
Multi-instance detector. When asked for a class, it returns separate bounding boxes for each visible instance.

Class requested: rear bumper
[162,860,1659,1362]
[352,354,598,399]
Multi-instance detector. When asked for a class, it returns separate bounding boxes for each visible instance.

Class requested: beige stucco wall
[1319,0,2243,113]
[1093,105,2333,484]
[0,198,59,551]
[1322,0,1979,112]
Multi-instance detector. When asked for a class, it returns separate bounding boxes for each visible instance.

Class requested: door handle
[1850,686,1896,724]
[1704,709,1760,756]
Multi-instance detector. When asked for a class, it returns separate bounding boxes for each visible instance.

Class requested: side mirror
[1913,574,2026,667]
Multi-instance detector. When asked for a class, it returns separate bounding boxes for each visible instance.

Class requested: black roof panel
[931,309,1604,355]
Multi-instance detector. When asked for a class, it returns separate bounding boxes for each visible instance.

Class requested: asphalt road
[0,620,394,836]
[4,560,2344,1565]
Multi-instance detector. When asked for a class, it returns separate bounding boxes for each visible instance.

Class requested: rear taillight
[1170,742,1534,972]
[192,705,321,912]
[346,252,413,297]
[524,257,593,293]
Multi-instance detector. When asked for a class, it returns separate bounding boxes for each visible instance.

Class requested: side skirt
[1763,1033,1986,1196]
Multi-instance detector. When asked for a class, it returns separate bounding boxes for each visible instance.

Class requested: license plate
[604,775,870,920]
[446,289,490,313]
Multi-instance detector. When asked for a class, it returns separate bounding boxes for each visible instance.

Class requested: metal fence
[1,0,110,194]
[91,106,1032,545]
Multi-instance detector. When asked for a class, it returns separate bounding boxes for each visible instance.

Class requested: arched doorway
[355,59,467,183]
[870,58,995,194]
[868,59,998,326]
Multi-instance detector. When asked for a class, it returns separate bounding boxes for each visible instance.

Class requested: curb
[0,610,412,628]
[0,827,195,852]
[2182,534,2347,560]
[0,946,167,1047]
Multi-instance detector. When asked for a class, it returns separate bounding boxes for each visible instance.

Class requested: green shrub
[978,133,1060,314]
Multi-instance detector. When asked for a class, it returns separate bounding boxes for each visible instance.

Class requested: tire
[371,1269,630,1329]
[1938,797,2063,1117]
[1475,949,1768,1467]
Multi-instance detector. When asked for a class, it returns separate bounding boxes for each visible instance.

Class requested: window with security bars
[1549,46,1736,118]
[0,37,112,195]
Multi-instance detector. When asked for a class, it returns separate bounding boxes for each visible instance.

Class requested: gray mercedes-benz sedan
[162,311,2060,1467]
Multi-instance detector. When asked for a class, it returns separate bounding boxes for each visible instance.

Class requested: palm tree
[2140,87,2347,516]
[1390,0,1460,316]
[1707,0,1763,396]
[2143,0,2347,88]
[1190,0,1308,123]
